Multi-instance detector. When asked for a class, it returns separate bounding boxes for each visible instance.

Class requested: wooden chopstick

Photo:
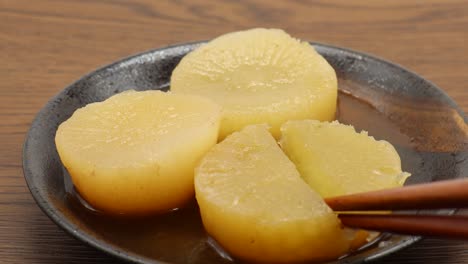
[325,178,468,211]
[338,214,468,239]
[323,179,468,239]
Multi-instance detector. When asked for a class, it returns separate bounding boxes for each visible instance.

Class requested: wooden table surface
[1,0,467,263]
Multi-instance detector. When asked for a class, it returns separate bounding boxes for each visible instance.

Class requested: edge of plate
[22,41,466,264]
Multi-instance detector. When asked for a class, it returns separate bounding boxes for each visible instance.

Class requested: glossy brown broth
[65,90,419,264]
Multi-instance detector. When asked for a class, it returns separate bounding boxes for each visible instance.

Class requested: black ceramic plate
[23,42,467,264]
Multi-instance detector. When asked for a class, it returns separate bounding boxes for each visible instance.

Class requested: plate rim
[22,41,466,264]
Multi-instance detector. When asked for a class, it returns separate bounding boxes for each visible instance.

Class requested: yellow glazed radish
[280,120,410,198]
[171,28,337,139]
[55,90,221,215]
[195,125,351,263]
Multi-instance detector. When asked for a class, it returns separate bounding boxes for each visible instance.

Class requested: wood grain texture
[325,179,468,211]
[0,0,467,263]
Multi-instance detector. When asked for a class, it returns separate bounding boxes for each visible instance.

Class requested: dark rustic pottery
[23,42,468,264]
